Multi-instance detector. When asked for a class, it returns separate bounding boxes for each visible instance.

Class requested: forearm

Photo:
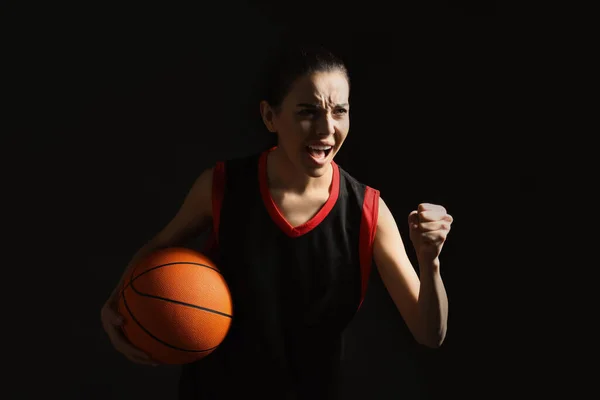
[417,257,448,348]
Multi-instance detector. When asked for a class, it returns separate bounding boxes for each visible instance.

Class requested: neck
[267,147,332,194]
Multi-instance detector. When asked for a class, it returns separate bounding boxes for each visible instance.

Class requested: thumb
[105,304,125,326]
[408,210,419,229]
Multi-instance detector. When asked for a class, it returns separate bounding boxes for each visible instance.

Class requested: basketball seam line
[121,290,220,353]
[130,287,232,319]
[124,262,232,318]
[131,261,222,279]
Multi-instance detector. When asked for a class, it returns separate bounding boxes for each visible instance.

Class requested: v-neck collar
[258,147,340,238]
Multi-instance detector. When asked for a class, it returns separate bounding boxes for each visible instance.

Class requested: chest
[269,189,330,228]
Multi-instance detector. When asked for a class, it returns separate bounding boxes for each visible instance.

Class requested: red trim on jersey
[211,161,226,244]
[258,147,340,238]
[358,187,380,309]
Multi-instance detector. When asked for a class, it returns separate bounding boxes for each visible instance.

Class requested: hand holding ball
[117,247,233,365]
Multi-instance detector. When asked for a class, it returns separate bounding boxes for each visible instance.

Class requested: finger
[418,210,448,222]
[119,343,153,361]
[108,328,153,361]
[408,211,419,229]
[418,203,446,214]
[102,306,124,326]
[118,343,158,365]
[417,220,452,232]
[422,229,448,242]
[109,310,124,326]
[124,354,160,366]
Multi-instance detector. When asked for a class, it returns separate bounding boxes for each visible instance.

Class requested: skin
[259,71,350,226]
[101,70,453,366]
[260,71,452,347]
[260,70,350,193]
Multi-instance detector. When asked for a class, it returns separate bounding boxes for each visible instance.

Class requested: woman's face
[261,70,350,178]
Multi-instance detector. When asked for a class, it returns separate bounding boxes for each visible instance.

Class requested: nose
[316,113,336,137]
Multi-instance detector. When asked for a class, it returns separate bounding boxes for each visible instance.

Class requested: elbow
[418,337,444,349]
[415,331,446,349]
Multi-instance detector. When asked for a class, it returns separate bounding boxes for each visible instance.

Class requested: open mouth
[306,145,333,160]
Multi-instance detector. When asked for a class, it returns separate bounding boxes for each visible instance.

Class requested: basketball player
[101,37,453,399]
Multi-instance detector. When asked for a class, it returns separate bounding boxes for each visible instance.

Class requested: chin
[300,160,331,178]
[299,147,335,176]
[304,168,328,178]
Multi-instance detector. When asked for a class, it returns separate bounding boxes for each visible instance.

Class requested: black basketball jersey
[178,147,380,399]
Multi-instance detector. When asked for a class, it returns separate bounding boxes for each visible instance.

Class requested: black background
[3,2,540,399]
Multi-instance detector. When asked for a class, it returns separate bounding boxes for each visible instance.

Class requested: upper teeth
[308,145,332,150]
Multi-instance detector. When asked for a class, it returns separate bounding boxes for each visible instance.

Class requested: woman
[101,37,453,399]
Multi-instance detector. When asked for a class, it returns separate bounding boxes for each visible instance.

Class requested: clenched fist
[408,203,453,263]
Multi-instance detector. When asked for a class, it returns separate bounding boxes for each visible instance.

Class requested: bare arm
[108,167,215,299]
[373,197,449,348]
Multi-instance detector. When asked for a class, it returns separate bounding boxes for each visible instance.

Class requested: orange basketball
[117,247,233,365]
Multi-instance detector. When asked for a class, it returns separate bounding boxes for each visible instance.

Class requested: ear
[260,100,277,133]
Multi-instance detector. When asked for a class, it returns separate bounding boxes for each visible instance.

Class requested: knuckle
[427,232,440,242]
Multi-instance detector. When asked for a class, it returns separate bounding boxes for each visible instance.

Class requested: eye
[298,109,318,116]
[334,108,348,115]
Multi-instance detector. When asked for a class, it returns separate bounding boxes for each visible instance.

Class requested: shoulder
[218,150,265,174]
[336,162,380,201]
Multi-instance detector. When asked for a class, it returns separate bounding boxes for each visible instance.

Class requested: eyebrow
[296,103,349,108]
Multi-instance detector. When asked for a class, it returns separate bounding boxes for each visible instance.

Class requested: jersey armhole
[212,161,226,242]
[203,162,226,256]
[358,186,380,309]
